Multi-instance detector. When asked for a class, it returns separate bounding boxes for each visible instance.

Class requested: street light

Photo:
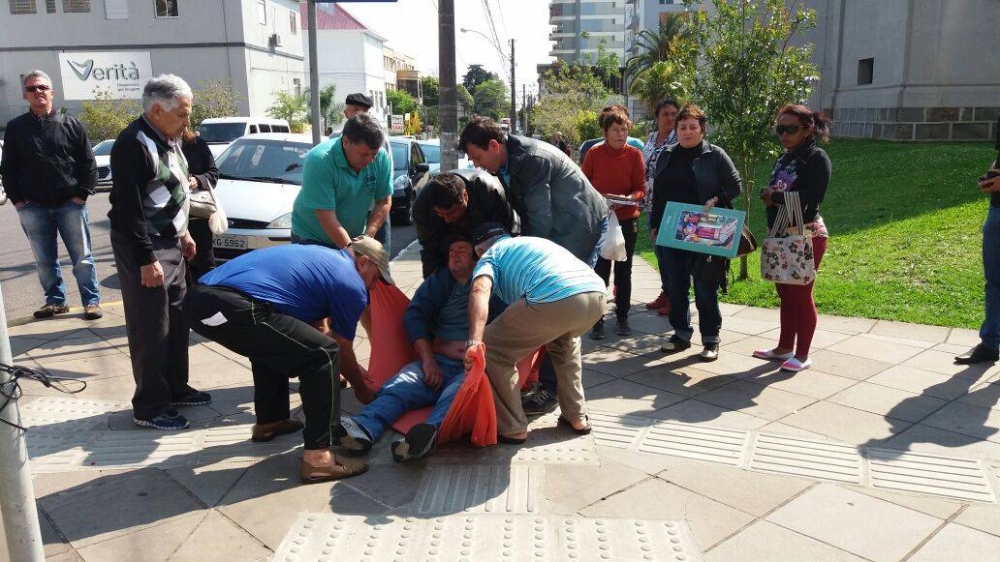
[460,28,517,134]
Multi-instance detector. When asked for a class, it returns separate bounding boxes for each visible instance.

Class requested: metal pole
[509,39,516,135]
[439,0,459,171]
[0,283,45,562]
[307,0,321,146]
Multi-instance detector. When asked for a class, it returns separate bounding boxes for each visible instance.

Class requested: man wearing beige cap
[185,235,392,483]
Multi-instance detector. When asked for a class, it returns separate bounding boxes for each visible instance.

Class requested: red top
[582,142,646,221]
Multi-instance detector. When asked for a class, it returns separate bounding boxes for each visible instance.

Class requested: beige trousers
[484,292,606,435]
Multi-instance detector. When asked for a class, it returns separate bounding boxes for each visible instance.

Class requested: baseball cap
[471,222,509,254]
[345,93,373,109]
[350,235,394,285]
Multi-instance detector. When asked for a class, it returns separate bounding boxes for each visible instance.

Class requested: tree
[266,91,309,132]
[78,89,141,142]
[462,64,499,94]
[687,0,818,279]
[531,64,620,147]
[629,60,691,115]
[189,79,241,130]
[304,84,344,132]
[422,76,440,107]
[624,13,694,84]
[456,84,475,112]
[472,79,510,121]
[386,88,417,116]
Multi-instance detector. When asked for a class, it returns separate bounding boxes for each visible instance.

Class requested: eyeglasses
[775,125,802,136]
[25,85,51,93]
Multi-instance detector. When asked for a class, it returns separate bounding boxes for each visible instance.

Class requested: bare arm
[413,338,442,389]
[464,275,493,370]
[314,209,353,249]
[329,331,375,404]
[365,196,391,237]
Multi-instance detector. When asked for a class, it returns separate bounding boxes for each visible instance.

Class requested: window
[46,0,55,13]
[62,0,89,13]
[857,58,874,85]
[105,0,127,18]
[257,0,266,24]
[249,125,259,134]
[293,78,301,96]
[10,0,36,14]
[155,0,178,18]
[289,10,297,34]
[259,124,272,133]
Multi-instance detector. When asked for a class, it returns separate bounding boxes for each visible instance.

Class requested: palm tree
[624,13,692,83]
[629,60,691,115]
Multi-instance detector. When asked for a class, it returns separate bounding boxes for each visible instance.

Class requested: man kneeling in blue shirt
[185,237,391,484]
[336,235,501,462]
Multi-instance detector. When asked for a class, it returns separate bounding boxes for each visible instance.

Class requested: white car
[198,117,292,159]
[211,133,315,261]
[91,139,114,191]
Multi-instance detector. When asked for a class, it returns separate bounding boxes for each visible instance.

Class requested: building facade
[549,0,626,65]
[300,3,388,121]
[0,0,304,124]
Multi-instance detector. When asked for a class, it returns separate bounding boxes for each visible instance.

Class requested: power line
[479,0,509,81]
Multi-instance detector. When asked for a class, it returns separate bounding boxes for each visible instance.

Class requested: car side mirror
[416,163,430,173]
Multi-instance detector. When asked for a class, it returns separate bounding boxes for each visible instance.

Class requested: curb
[6,301,124,328]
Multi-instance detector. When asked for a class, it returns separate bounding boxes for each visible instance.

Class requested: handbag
[737,224,757,257]
[599,211,628,262]
[760,191,815,285]
[688,253,729,284]
[188,184,218,218]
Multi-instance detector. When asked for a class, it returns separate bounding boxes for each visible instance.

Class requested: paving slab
[705,520,865,562]
[954,502,1000,537]
[827,334,927,364]
[542,458,649,512]
[908,523,1000,561]
[845,485,965,520]
[743,368,859,400]
[868,320,951,345]
[779,400,911,445]
[958,380,1000,412]
[866,364,992,400]
[649,398,772,431]
[807,349,893,381]
[921,401,1000,444]
[625,365,737,398]
[766,483,943,561]
[879,423,1000,460]
[829,382,949,423]
[585,378,686,415]
[73,512,206,562]
[902,348,1000,379]
[659,460,813,517]
[168,510,272,562]
[757,327,854,351]
[692,380,817,422]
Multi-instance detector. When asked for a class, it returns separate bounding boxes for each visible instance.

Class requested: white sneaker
[780,357,812,372]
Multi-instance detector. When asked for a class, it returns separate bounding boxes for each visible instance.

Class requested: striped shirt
[472,236,605,305]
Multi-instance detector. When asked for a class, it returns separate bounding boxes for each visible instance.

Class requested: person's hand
[141,261,165,288]
[353,383,376,405]
[70,196,86,205]
[463,342,483,371]
[650,227,658,242]
[312,318,333,338]
[423,357,443,390]
[703,196,719,213]
[979,168,1000,194]
[760,187,776,207]
[188,176,199,191]
[181,232,196,260]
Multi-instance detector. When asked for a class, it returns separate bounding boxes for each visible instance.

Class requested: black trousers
[184,285,340,450]
[111,231,192,420]
[187,218,216,281]
[594,216,639,320]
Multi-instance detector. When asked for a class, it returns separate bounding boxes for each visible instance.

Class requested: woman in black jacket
[652,104,742,362]
[754,105,833,372]
[181,127,219,280]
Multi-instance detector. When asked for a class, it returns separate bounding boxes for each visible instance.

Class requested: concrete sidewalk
[2,244,1000,561]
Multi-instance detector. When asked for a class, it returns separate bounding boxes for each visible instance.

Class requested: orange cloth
[581,142,646,221]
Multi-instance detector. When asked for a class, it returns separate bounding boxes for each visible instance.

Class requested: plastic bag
[599,212,627,262]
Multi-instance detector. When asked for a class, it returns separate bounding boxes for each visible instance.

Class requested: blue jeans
[16,200,100,306]
[353,355,465,441]
[981,206,1000,349]
[659,246,722,344]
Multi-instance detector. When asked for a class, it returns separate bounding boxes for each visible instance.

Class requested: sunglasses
[25,85,51,93]
[775,125,802,136]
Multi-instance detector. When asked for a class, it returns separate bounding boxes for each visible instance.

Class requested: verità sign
[57,51,153,101]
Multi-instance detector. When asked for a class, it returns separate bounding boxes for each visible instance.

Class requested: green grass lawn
[635,139,999,329]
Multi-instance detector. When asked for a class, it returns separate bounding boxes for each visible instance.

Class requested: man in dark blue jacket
[337,234,501,463]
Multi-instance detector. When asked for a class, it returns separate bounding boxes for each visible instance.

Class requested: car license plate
[213,234,248,250]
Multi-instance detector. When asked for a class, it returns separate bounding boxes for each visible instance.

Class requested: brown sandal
[251,419,304,442]
[299,455,368,484]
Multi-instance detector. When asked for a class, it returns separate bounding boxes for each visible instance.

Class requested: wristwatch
[465,339,481,349]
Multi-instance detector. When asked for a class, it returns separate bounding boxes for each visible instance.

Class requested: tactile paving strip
[272,513,702,562]
[866,448,996,503]
[19,397,128,430]
[639,422,749,466]
[415,465,541,515]
[590,411,652,449]
[749,433,863,483]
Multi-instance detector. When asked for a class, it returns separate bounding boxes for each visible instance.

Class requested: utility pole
[439,0,458,170]
[509,39,516,135]
[0,283,45,562]
[307,1,321,146]
[522,84,527,134]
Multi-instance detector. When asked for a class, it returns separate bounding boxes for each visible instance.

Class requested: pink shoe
[780,357,812,372]
[753,348,794,361]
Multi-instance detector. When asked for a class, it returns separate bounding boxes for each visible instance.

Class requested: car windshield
[92,140,114,156]
[391,143,407,171]
[216,139,310,185]
[420,143,440,163]
[198,122,247,143]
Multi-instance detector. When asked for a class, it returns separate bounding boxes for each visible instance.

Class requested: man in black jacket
[412,170,519,278]
[1,70,101,320]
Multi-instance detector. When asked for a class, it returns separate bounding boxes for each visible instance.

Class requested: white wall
[301,29,387,121]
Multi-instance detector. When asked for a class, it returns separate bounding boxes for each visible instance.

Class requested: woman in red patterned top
[581,107,646,339]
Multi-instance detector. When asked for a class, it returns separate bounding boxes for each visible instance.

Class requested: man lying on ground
[336,234,501,462]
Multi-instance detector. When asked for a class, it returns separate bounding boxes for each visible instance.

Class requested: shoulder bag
[760,191,815,285]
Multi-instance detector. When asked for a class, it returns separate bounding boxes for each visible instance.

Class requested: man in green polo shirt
[292,113,392,249]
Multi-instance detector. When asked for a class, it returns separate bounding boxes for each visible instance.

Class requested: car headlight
[267,213,292,229]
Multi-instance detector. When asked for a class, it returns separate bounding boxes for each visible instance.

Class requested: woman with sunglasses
[754,105,833,372]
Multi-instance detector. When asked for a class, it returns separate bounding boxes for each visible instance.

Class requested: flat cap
[345,93,373,108]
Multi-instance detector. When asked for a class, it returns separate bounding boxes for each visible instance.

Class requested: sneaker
[615,317,632,336]
[33,304,70,319]
[391,423,438,463]
[660,335,691,355]
[589,319,605,340]
[700,342,720,362]
[522,387,558,416]
[83,304,103,320]
[645,292,668,310]
[134,411,190,430]
[334,417,373,456]
[170,390,212,407]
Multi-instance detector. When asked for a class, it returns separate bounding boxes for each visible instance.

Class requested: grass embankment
[634,139,998,329]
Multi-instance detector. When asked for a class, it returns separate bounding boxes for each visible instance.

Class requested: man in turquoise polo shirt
[292,113,392,249]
